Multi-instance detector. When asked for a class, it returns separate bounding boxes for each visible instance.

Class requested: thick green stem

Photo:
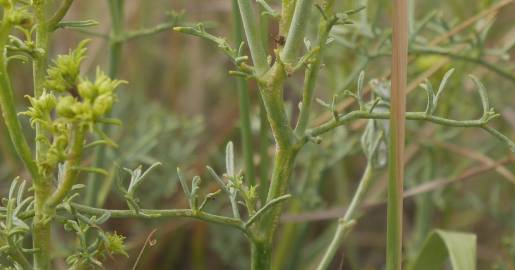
[259,71,295,149]
[0,12,47,269]
[234,2,317,268]
[32,1,53,268]
[261,148,297,240]
[232,0,256,186]
[251,240,272,270]
[317,164,374,270]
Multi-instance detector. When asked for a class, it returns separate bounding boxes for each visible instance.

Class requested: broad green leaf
[408,229,476,270]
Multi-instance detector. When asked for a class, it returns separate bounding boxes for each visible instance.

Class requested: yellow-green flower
[45,40,89,93]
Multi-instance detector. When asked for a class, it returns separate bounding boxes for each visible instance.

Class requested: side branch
[304,111,515,152]
[46,126,86,208]
[48,0,75,30]
[70,203,246,232]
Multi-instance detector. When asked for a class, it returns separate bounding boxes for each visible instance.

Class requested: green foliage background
[0,0,514,269]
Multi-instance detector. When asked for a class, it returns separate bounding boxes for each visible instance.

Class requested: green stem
[316,164,374,270]
[119,21,179,42]
[236,0,269,75]
[251,240,272,270]
[32,1,53,268]
[262,148,297,239]
[245,194,291,228]
[85,0,124,206]
[107,0,124,77]
[0,19,39,181]
[46,125,86,208]
[259,74,295,149]
[48,0,74,30]
[232,0,256,186]
[280,0,314,63]
[305,111,514,151]
[294,1,336,136]
[272,152,318,270]
[70,203,246,232]
[258,99,270,200]
[279,0,297,35]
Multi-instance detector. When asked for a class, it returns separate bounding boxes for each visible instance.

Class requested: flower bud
[93,94,114,118]
[38,92,57,111]
[72,101,93,120]
[56,96,77,118]
[45,40,89,93]
[77,78,97,100]
[94,68,125,95]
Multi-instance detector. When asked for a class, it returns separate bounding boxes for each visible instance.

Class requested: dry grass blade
[387,0,408,268]
[433,141,515,185]
[429,0,515,46]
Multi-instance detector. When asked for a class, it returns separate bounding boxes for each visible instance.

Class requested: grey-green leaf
[469,75,490,118]
[408,229,476,270]
[226,141,235,177]
[433,68,455,113]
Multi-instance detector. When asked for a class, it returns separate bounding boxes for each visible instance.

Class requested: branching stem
[46,126,86,208]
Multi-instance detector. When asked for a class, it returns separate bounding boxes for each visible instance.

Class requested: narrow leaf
[433,68,455,113]
[226,141,235,177]
[408,229,476,270]
[420,79,434,115]
[176,167,190,197]
[468,75,490,118]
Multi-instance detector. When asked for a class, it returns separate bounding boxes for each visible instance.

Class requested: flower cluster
[21,40,124,174]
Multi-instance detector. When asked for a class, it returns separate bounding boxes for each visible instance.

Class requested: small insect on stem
[274,35,286,47]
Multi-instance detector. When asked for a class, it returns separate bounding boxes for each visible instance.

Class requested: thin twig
[281,157,513,222]
[245,194,291,228]
[48,0,75,30]
[131,229,158,270]
[432,140,515,185]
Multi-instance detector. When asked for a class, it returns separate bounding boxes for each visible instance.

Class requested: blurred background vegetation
[0,0,514,269]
